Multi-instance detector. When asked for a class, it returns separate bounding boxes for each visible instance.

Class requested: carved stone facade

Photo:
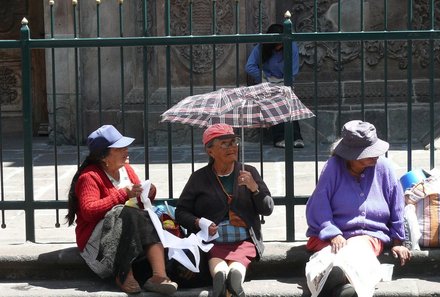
[40,0,439,145]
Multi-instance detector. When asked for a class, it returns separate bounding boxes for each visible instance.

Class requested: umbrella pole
[240,104,245,171]
[241,125,244,171]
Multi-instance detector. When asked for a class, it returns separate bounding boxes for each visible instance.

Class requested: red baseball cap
[202,123,237,145]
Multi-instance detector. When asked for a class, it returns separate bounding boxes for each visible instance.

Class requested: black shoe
[226,268,246,297]
[212,271,227,297]
[333,283,357,297]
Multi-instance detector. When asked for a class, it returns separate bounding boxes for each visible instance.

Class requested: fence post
[283,11,295,241]
[20,17,35,242]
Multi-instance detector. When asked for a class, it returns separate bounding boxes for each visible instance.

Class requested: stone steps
[1,242,440,296]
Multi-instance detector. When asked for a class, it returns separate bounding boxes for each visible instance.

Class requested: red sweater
[74,163,141,251]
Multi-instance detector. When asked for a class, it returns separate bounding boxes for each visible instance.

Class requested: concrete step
[1,242,440,280]
[1,242,440,296]
[1,277,440,297]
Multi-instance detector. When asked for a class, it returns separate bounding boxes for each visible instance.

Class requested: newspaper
[306,241,382,297]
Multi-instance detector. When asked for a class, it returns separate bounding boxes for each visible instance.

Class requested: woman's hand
[330,235,347,254]
[195,219,218,236]
[125,183,143,198]
[148,184,157,199]
[238,170,259,193]
[391,245,412,266]
[208,223,218,236]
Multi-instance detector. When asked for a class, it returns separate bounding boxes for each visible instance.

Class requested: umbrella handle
[241,125,244,171]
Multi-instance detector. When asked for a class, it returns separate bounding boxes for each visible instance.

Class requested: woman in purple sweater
[305,120,411,297]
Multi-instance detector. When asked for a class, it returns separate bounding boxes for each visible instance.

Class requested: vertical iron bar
[258,0,262,33]
[337,0,342,132]
[360,0,365,120]
[20,18,35,242]
[234,0,240,87]
[406,0,413,171]
[283,12,294,242]
[97,0,103,125]
[165,0,173,198]
[142,0,150,179]
[119,0,126,132]
[73,0,81,165]
[258,1,264,175]
[189,0,195,173]
[429,0,435,168]
[0,41,3,228]
[384,0,389,157]
[50,0,60,228]
[212,0,217,91]
[313,0,319,184]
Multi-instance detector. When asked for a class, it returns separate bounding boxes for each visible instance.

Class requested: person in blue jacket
[245,23,303,149]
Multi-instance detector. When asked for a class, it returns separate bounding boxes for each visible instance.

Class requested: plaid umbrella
[161,82,315,165]
[161,82,314,128]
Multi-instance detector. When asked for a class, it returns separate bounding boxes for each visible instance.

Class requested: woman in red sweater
[65,125,177,295]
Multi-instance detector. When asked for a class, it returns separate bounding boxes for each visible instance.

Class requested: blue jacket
[245,42,300,83]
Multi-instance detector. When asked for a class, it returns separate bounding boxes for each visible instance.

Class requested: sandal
[115,269,141,294]
[143,276,178,295]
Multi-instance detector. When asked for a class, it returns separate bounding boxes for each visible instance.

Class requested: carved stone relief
[170,0,235,73]
[286,0,440,72]
[0,66,19,108]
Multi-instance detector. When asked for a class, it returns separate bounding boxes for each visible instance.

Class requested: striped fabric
[416,193,440,247]
[215,219,250,243]
[160,82,314,128]
[406,180,440,247]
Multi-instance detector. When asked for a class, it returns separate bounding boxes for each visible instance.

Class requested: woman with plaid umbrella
[175,123,274,297]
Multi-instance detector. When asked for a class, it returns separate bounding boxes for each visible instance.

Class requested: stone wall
[43,0,440,146]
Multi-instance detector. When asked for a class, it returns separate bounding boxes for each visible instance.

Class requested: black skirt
[100,206,160,283]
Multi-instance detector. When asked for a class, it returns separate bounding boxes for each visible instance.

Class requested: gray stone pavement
[2,135,440,296]
[1,134,439,245]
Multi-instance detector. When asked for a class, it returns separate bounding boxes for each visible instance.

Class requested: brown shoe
[115,270,141,294]
[143,276,178,295]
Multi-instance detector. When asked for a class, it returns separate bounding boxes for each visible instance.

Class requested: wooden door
[0,0,47,135]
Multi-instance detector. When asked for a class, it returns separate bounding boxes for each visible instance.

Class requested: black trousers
[272,121,303,144]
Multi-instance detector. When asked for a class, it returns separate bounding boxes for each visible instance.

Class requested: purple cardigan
[306,155,405,245]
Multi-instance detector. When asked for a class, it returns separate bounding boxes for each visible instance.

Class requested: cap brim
[108,136,135,148]
[334,139,389,160]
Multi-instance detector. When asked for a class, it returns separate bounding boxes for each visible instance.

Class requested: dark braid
[65,149,109,226]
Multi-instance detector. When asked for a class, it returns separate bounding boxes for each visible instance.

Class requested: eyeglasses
[217,138,240,149]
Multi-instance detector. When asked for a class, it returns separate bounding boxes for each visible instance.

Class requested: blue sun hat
[87,125,135,154]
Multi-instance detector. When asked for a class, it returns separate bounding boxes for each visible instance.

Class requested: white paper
[197,217,219,242]
[306,241,382,297]
[140,180,152,208]
[140,184,214,273]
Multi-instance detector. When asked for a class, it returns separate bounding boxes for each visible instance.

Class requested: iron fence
[0,0,439,242]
